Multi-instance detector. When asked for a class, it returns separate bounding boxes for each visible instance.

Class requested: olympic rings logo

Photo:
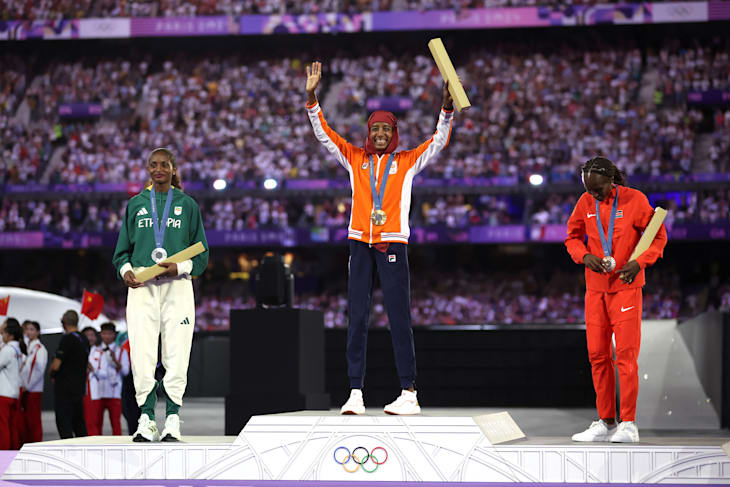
[333,446,388,473]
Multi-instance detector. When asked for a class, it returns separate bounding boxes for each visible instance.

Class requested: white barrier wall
[637,319,720,429]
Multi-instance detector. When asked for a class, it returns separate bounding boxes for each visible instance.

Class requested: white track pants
[126,273,195,407]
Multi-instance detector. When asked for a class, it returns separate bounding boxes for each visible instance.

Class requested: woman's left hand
[617,260,640,284]
[158,261,178,277]
[442,80,453,111]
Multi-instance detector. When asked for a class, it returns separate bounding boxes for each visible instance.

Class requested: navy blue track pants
[346,239,417,390]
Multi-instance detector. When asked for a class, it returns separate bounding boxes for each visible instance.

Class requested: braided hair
[581,156,627,186]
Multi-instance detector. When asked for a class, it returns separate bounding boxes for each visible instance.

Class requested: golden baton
[135,241,206,283]
[428,38,471,112]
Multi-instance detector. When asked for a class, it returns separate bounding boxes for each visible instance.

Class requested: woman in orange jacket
[565,156,667,443]
[305,61,455,415]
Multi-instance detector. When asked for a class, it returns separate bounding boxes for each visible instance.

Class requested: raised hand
[306,61,322,104]
[442,80,453,110]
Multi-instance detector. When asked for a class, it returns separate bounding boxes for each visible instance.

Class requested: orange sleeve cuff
[306,101,318,109]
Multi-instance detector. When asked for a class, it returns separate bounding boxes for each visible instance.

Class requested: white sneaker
[340,389,365,415]
[384,390,421,415]
[133,414,160,442]
[160,414,182,442]
[571,420,616,442]
[610,421,640,443]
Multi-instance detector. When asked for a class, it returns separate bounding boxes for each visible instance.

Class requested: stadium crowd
[2,33,727,187]
[2,190,727,233]
[708,109,730,173]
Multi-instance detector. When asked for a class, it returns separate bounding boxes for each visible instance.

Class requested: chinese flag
[0,295,9,316]
[81,290,104,320]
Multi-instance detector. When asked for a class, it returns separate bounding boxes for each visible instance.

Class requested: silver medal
[601,256,616,272]
[151,247,168,264]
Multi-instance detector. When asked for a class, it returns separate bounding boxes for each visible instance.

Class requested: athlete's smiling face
[369,122,393,151]
[147,152,175,186]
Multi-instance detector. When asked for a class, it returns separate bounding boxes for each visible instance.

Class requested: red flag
[0,295,9,316]
[81,290,104,320]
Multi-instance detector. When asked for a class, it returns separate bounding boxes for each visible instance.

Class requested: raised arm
[402,81,455,174]
[305,61,321,107]
[304,61,358,171]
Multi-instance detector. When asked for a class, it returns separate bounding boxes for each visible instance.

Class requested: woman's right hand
[305,61,322,104]
[583,254,605,273]
[123,270,143,288]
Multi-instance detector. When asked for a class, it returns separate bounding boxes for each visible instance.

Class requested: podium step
[3,415,729,484]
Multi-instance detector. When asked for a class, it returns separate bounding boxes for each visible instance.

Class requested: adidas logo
[180,317,190,325]
[137,208,149,217]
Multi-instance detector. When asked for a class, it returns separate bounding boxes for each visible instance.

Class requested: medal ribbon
[595,187,619,258]
[150,187,174,251]
[369,153,396,214]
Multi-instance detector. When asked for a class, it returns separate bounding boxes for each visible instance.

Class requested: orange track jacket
[307,102,454,245]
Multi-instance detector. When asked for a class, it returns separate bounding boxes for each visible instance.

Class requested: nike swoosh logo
[621,306,634,312]
[587,213,596,218]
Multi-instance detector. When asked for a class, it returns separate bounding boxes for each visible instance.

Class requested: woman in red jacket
[565,156,667,443]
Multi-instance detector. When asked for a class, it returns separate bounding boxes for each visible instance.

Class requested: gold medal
[371,209,387,226]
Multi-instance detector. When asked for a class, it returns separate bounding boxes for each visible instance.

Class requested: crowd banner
[708,0,730,20]
[78,18,131,38]
[129,16,237,37]
[4,3,728,40]
[0,19,79,40]
[0,233,45,249]
[59,103,103,118]
[2,172,730,195]
[0,223,728,249]
[239,13,371,34]
[372,8,549,30]
[687,90,730,104]
[652,2,709,22]
[366,96,414,112]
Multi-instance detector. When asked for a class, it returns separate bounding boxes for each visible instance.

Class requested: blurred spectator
[0,318,26,450]
[20,320,47,444]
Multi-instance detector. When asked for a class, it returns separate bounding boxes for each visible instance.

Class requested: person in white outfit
[20,321,47,443]
[0,318,27,449]
[93,322,130,435]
